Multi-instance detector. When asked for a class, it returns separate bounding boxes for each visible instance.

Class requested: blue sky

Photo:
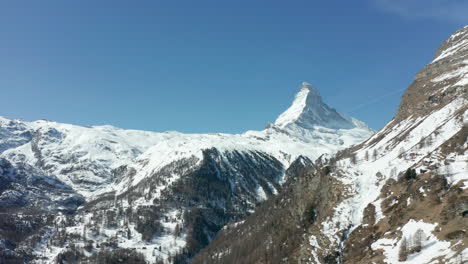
[1,1,466,133]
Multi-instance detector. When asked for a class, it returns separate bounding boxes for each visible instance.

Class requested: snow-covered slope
[0,117,167,197]
[193,26,468,264]
[0,83,373,263]
[0,84,372,199]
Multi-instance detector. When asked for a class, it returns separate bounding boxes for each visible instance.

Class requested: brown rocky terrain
[396,26,467,121]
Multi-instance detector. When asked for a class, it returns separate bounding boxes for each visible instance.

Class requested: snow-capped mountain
[275,82,358,130]
[0,82,372,199]
[0,83,373,263]
[194,26,468,264]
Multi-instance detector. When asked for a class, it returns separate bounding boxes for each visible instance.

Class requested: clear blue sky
[1,1,466,133]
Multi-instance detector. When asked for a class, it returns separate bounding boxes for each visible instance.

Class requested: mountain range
[0,26,466,264]
[0,78,373,263]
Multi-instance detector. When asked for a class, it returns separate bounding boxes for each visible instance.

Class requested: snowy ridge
[0,83,373,199]
[117,122,373,191]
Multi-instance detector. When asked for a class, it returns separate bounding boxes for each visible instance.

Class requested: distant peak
[301,81,312,88]
[274,82,356,130]
[300,81,319,93]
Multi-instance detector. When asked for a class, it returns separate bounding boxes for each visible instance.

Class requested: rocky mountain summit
[0,82,373,263]
[194,26,468,264]
[275,82,358,130]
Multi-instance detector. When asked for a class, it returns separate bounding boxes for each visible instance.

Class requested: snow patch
[372,219,456,264]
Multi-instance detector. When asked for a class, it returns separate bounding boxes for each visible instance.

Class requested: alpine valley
[0,26,467,264]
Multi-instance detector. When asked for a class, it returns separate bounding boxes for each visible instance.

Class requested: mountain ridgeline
[0,78,372,262]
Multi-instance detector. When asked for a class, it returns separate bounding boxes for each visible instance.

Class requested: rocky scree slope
[193,26,468,264]
[0,83,372,263]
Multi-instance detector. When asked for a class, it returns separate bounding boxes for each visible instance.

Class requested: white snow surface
[275,82,311,127]
[371,219,462,264]
[0,84,374,199]
[316,96,467,259]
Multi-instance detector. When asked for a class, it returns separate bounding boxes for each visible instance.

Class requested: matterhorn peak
[274,82,357,130]
[301,81,313,88]
[299,81,321,97]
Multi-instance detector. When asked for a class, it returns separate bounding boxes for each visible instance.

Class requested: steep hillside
[0,83,372,263]
[194,26,468,264]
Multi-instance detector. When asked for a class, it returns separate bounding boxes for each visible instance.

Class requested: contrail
[348,87,406,113]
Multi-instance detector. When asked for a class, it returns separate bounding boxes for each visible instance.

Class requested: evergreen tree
[413,228,425,252]
[404,168,417,180]
[83,225,87,242]
[399,237,408,261]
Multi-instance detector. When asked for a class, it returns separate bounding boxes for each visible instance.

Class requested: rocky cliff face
[193,26,468,264]
[396,26,467,121]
